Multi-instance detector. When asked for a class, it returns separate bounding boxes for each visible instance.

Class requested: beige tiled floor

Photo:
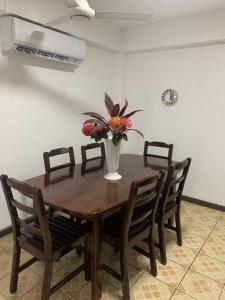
[0,201,225,299]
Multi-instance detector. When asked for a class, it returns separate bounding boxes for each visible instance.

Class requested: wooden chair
[102,172,165,299]
[156,158,191,265]
[81,142,105,163]
[43,147,75,216]
[43,147,75,173]
[0,175,90,300]
[144,141,174,164]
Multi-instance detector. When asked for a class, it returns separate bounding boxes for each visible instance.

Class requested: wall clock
[162,89,178,107]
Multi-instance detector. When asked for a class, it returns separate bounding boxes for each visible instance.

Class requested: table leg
[91,216,103,300]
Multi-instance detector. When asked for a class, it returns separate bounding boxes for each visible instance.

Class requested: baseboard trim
[0,224,13,238]
[182,195,225,212]
[0,216,34,238]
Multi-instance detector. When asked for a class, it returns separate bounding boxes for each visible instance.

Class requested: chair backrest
[43,147,75,172]
[121,171,165,240]
[159,158,191,215]
[144,141,173,163]
[0,175,52,257]
[81,142,105,163]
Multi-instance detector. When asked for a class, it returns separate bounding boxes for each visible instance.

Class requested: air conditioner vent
[15,45,71,63]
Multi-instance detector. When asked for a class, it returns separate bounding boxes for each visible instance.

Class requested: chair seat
[103,210,150,247]
[19,216,89,260]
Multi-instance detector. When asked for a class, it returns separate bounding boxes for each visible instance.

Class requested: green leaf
[95,135,101,142]
[112,134,121,146]
[101,132,108,139]
[122,133,128,141]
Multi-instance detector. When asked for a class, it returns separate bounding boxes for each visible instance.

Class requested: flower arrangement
[82,93,144,145]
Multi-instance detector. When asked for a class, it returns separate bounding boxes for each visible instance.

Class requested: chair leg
[41,260,53,300]
[120,246,130,300]
[175,211,182,246]
[168,216,174,226]
[84,238,91,281]
[148,232,157,277]
[10,244,21,293]
[75,220,83,257]
[158,223,167,265]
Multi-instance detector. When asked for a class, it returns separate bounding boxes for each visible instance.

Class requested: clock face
[162,89,178,107]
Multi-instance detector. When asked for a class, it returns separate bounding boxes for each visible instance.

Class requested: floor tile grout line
[0,244,12,254]
[65,281,89,299]
[0,291,6,300]
[198,252,225,265]
[174,220,221,299]
[189,266,225,286]
[169,216,218,298]
[103,266,145,291]
[10,275,41,299]
[30,256,83,278]
[168,261,195,300]
[218,285,225,300]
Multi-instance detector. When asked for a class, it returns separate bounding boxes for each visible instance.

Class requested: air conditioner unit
[0,15,86,68]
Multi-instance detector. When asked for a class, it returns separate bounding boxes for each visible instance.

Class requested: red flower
[82,123,95,136]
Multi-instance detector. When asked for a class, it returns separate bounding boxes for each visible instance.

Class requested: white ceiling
[88,0,225,26]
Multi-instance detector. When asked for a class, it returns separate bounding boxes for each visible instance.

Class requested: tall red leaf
[111,104,120,117]
[124,110,143,118]
[105,93,114,117]
[84,119,107,127]
[119,99,128,116]
[83,112,108,125]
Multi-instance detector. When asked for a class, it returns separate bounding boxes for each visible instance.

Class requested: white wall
[0,1,123,230]
[0,47,118,229]
[124,13,225,205]
[123,10,225,53]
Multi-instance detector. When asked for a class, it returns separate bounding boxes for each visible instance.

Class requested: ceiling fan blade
[59,0,90,8]
[95,11,151,21]
[45,15,70,27]
[59,0,78,7]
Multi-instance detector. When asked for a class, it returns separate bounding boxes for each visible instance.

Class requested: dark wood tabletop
[25,154,173,219]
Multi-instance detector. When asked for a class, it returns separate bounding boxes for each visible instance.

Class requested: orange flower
[109,116,121,127]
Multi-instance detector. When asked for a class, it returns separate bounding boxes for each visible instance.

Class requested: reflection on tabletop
[44,165,75,186]
[81,158,105,176]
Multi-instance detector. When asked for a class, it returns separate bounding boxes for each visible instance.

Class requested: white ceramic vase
[104,137,122,180]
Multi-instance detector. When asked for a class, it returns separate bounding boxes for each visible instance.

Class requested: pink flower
[82,123,95,136]
[120,118,132,129]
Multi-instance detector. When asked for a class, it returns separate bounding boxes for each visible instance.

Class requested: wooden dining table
[25,154,174,300]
